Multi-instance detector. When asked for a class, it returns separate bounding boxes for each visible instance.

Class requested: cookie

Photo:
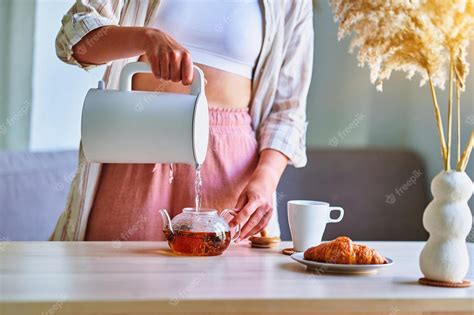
[281,248,295,255]
[418,277,471,288]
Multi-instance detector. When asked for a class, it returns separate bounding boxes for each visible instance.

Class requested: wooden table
[0,241,473,314]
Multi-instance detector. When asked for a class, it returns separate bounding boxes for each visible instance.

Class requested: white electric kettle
[81,62,209,165]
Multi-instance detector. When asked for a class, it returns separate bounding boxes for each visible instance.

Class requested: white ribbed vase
[419,171,473,283]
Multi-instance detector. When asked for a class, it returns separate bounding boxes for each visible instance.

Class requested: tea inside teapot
[164,230,231,256]
[160,208,240,256]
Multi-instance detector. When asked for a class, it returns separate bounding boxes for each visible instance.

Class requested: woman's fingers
[235,193,248,211]
[181,51,193,85]
[231,189,274,239]
[159,51,170,81]
[240,206,271,239]
[243,209,272,239]
[144,29,193,84]
[231,197,260,228]
[229,193,248,228]
[169,51,182,82]
[150,49,192,84]
[148,54,161,79]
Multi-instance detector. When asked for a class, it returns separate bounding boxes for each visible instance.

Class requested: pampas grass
[330,0,474,172]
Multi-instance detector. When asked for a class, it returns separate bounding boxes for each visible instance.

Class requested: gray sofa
[277,149,429,241]
[0,150,78,241]
[0,149,430,241]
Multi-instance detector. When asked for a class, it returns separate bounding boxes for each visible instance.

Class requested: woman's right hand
[139,28,194,85]
[72,26,194,85]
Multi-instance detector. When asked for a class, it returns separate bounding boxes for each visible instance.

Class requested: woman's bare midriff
[132,55,252,109]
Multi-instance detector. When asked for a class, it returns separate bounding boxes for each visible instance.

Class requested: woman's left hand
[230,174,275,240]
[230,149,289,240]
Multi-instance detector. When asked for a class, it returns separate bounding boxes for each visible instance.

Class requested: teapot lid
[172,208,230,233]
[182,208,217,215]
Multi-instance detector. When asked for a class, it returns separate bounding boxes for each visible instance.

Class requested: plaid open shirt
[51,0,313,240]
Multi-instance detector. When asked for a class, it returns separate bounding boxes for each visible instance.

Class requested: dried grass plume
[330,0,474,171]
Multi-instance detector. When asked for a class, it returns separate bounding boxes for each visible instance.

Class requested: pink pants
[85,107,258,241]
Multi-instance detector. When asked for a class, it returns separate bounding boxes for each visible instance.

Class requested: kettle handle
[118,62,205,96]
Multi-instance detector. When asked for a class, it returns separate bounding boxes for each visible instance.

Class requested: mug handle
[328,206,344,223]
[221,209,241,242]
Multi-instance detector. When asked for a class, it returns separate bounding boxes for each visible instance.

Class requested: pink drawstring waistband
[208,107,251,127]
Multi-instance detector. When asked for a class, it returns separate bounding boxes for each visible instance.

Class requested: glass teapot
[159,208,241,256]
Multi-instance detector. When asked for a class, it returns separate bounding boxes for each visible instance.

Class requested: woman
[51,0,313,241]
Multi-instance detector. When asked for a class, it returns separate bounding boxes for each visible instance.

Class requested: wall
[0,0,36,150]
[0,1,9,149]
[14,0,474,190]
[405,66,474,180]
[309,1,474,182]
[29,0,104,151]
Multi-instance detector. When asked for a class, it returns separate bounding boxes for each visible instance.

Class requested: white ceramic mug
[288,200,344,252]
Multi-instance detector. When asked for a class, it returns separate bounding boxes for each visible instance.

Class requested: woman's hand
[140,28,193,85]
[230,149,289,240]
[72,26,193,85]
[231,175,275,240]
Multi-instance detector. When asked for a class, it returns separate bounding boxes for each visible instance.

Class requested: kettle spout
[159,209,174,240]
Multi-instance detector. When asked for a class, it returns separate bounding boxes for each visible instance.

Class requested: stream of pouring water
[194,164,203,212]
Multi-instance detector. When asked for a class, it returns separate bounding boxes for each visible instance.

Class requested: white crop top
[153,0,263,79]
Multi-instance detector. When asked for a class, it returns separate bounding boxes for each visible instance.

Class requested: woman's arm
[72,26,146,65]
[231,149,288,239]
[230,1,314,238]
[56,0,124,70]
[55,0,193,84]
[72,26,193,84]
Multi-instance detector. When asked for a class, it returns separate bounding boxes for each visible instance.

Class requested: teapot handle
[220,209,241,242]
[118,62,205,96]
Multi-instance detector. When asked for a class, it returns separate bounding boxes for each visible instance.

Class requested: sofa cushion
[0,150,78,241]
[277,149,430,241]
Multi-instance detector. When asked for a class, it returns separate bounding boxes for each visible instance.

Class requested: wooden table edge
[2,298,473,314]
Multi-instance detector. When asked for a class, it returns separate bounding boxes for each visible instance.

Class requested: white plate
[290,252,394,274]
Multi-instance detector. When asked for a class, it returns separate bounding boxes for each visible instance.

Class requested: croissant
[304,236,386,265]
